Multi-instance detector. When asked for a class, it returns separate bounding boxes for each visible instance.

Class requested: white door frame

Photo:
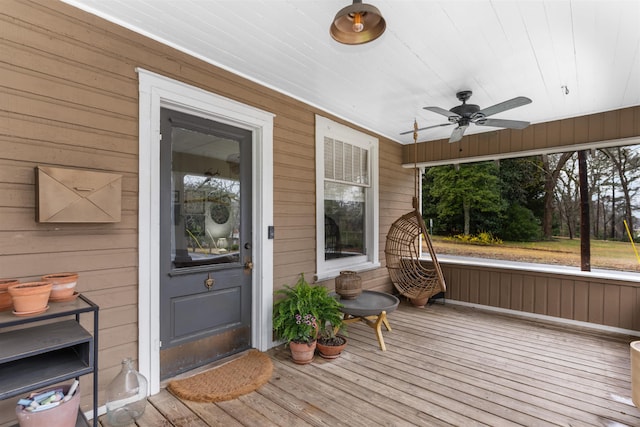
[137,69,274,394]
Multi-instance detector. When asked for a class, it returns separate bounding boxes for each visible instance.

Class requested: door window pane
[171,127,240,268]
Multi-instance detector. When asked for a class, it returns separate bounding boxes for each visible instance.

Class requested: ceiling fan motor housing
[450,90,479,118]
[450,103,480,118]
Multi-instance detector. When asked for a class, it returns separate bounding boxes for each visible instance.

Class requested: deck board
[98,302,640,426]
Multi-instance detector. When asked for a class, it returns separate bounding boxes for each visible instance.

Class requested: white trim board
[136,68,275,395]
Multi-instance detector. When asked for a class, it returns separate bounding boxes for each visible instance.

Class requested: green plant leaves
[273,273,345,343]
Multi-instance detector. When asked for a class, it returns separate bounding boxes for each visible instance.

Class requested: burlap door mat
[167,349,273,402]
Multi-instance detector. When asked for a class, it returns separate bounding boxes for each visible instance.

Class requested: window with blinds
[324,137,369,186]
[316,115,379,280]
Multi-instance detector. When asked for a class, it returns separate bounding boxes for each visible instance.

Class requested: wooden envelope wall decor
[36,166,122,223]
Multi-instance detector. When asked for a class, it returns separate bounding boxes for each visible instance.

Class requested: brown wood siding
[427,260,640,332]
[404,106,640,164]
[0,0,406,419]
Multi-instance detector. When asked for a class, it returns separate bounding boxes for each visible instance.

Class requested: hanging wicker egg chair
[385,121,446,302]
[385,198,446,301]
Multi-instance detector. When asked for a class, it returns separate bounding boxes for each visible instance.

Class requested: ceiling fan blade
[449,125,468,143]
[399,122,453,135]
[476,96,532,117]
[476,118,530,129]
[424,106,461,118]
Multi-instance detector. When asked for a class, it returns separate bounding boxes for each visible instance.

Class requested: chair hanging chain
[413,119,419,209]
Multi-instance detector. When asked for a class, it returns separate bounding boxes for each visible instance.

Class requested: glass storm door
[159,108,252,379]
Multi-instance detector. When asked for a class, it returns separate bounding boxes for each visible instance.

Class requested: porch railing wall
[421,260,640,332]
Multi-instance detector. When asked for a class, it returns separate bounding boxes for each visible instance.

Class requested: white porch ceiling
[62,0,640,145]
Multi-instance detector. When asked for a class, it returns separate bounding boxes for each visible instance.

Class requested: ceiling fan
[402,90,532,143]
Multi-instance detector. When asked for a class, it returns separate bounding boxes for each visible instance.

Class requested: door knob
[205,273,214,290]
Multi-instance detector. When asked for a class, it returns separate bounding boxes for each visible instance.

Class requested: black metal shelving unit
[0,294,99,427]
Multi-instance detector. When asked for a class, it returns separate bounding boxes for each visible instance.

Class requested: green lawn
[429,235,640,272]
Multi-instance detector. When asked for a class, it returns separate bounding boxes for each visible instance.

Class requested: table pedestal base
[343,310,392,351]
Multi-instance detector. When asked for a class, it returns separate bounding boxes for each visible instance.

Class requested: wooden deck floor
[100,302,640,426]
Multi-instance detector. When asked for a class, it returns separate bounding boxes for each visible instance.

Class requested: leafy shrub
[445,232,503,245]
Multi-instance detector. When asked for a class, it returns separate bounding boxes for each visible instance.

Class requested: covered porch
[110,301,640,426]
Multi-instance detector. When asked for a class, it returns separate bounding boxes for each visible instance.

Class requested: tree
[498,157,545,214]
[427,162,502,236]
[587,149,613,239]
[542,152,573,240]
[497,157,545,241]
[601,146,640,237]
[501,204,541,241]
[554,154,580,239]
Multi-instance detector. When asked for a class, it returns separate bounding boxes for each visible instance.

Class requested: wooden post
[578,150,591,271]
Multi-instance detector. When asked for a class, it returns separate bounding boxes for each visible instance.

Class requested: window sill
[315,261,381,282]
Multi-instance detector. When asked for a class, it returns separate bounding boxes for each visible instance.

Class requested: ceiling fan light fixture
[330,0,386,45]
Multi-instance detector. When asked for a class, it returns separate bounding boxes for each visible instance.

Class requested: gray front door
[159,108,252,379]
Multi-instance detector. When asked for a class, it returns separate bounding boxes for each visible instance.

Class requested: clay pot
[317,335,347,360]
[410,295,429,308]
[631,341,640,408]
[0,279,19,311]
[335,271,362,300]
[8,282,53,315]
[289,340,316,365]
[42,272,78,301]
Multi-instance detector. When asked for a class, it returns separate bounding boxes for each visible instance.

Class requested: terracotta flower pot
[0,279,19,311]
[42,272,78,302]
[410,295,429,308]
[8,282,53,316]
[317,335,347,360]
[289,340,316,365]
[631,341,640,408]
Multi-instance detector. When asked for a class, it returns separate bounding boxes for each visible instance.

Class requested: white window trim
[315,115,379,281]
[137,68,274,395]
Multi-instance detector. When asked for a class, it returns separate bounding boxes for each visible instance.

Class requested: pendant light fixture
[330,0,386,45]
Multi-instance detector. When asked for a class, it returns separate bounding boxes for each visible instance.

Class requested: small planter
[42,273,78,302]
[15,383,80,427]
[632,341,640,408]
[317,335,347,359]
[410,295,429,308]
[0,279,19,311]
[8,282,52,316]
[289,340,316,365]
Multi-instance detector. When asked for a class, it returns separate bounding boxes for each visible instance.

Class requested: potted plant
[273,273,344,364]
[315,287,348,360]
